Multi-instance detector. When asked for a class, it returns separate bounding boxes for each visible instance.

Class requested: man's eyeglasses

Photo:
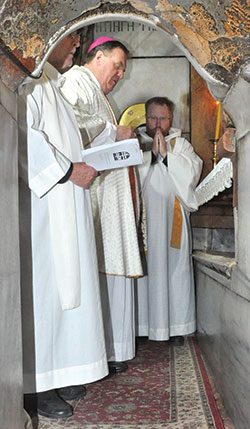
[147,116,172,122]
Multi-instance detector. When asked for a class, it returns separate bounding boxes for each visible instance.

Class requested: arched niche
[0,3,247,217]
[28,14,230,103]
[1,0,250,100]
[1,5,250,428]
[0,2,248,191]
[0,2,239,255]
[1,1,243,259]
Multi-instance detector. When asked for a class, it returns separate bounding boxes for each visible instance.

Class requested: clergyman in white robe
[19,62,108,394]
[60,65,143,363]
[136,127,202,341]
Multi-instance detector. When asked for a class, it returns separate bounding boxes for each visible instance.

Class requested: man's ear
[95,50,104,63]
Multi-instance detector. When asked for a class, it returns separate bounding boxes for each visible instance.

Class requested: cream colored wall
[93,21,190,138]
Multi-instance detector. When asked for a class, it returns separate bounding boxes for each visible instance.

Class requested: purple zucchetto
[87,36,116,53]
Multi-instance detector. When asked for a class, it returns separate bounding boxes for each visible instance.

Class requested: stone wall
[194,75,250,428]
[0,81,26,428]
[195,258,250,429]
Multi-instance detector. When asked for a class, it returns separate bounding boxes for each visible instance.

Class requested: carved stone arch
[1,1,250,100]
[2,4,250,428]
[30,12,229,102]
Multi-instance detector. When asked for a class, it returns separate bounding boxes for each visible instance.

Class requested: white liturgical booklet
[82,138,143,171]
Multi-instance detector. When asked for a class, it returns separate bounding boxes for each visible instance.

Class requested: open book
[82,138,143,171]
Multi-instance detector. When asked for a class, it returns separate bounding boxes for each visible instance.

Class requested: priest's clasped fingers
[156,129,167,158]
[152,128,167,158]
[152,134,159,157]
[69,162,98,189]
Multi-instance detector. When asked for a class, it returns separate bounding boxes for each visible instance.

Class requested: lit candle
[215,101,221,141]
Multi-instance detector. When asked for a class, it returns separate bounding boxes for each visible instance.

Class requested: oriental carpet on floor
[28,337,234,429]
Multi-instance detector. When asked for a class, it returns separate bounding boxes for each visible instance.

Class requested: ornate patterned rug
[30,337,234,429]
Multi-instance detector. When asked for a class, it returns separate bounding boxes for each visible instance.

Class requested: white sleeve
[90,122,117,147]
[168,138,203,211]
[22,89,71,198]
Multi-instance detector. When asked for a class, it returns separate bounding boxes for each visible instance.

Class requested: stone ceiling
[0,0,250,95]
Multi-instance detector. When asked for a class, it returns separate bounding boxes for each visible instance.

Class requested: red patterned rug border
[169,346,177,422]
[191,337,225,429]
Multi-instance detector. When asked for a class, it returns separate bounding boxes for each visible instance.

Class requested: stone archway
[1,2,250,428]
[1,1,250,98]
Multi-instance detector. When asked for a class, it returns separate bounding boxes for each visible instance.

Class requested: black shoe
[37,389,73,419]
[136,336,148,347]
[57,385,87,400]
[108,361,128,373]
[168,336,184,346]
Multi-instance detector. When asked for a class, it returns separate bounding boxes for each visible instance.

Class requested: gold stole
[101,90,117,125]
[169,138,183,249]
[101,91,137,218]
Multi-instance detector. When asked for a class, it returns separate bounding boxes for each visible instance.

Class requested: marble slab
[195,260,250,429]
